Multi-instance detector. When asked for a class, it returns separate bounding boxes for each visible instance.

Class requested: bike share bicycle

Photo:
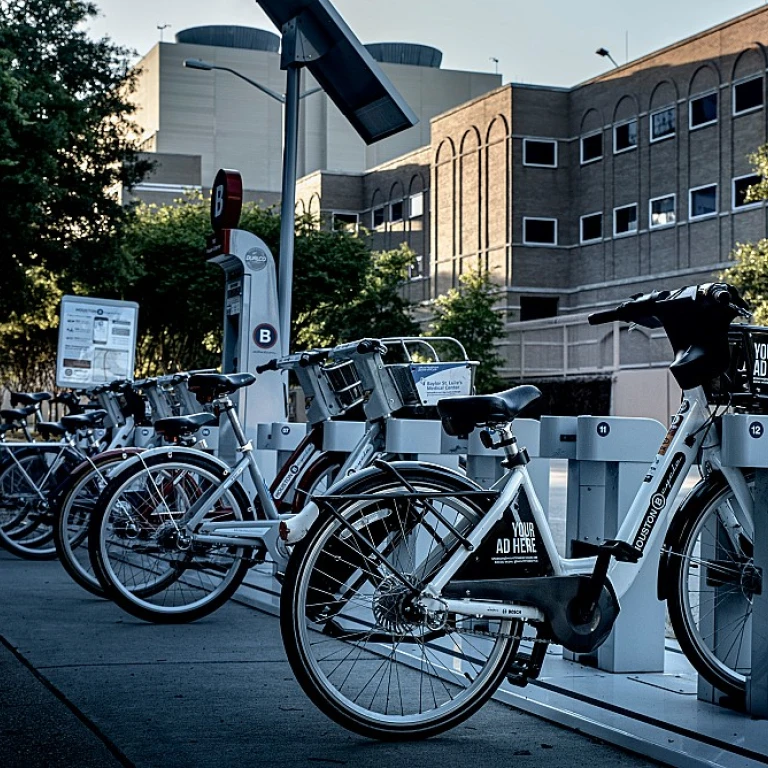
[87,338,476,622]
[277,282,763,739]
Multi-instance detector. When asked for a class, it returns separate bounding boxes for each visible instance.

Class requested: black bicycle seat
[1,405,37,423]
[154,413,218,440]
[10,391,52,406]
[60,410,107,432]
[37,421,68,440]
[437,385,542,437]
[187,372,257,401]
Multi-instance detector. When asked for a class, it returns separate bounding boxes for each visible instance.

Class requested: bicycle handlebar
[255,359,278,374]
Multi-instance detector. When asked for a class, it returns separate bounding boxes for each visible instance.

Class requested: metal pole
[278,66,301,356]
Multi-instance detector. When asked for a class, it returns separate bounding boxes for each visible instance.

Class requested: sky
[86,0,766,87]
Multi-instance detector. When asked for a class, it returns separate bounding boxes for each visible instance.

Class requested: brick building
[300,6,768,420]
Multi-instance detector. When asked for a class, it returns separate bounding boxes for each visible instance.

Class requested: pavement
[0,549,662,768]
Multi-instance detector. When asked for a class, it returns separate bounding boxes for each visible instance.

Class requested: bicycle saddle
[37,421,68,440]
[1,405,37,423]
[437,385,542,437]
[61,410,108,431]
[10,391,52,406]
[187,372,257,401]
[154,413,218,440]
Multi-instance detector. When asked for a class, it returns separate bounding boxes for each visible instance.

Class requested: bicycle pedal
[505,635,550,687]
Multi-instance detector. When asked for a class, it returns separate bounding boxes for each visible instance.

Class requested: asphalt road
[0,549,661,768]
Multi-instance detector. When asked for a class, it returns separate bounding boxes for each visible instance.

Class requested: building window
[650,106,676,142]
[690,92,717,129]
[613,204,638,236]
[390,200,404,222]
[689,184,718,219]
[523,217,557,245]
[520,296,559,321]
[409,192,424,218]
[580,131,603,164]
[408,254,423,279]
[649,194,676,228]
[332,212,358,232]
[614,119,637,153]
[580,212,603,243]
[734,76,764,115]
[523,138,557,167]
[733,174,762,210]
[372,206,386,228]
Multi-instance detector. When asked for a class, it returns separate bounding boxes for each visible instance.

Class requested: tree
[721,144,768,322]
[0,0,151,322]
[118,196,418,374]
[428,269,505,393]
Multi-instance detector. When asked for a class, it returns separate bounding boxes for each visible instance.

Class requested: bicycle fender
[101,444,233,476]
[657,473,722,601]
[281,461,482,545]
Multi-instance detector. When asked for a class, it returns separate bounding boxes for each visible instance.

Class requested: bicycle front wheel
[667,473,755,699]
[89,451,255,623]
[281,465,519,740]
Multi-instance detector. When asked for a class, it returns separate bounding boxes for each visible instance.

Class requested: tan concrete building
[128,26,501,203]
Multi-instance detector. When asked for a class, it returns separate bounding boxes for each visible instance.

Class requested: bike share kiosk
[206,169,286,471]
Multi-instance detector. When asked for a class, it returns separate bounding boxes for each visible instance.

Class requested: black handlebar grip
[709,284,732,305]
[356,338,386,355]
[256,359,278,374]
[588,309,621,326]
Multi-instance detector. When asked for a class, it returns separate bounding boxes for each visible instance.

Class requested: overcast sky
[87,0,764,87]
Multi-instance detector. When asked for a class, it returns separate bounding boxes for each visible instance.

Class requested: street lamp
[595,47,619,69]
[183,58,321,355]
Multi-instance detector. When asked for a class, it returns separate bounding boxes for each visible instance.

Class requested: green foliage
[0,266,63,389]
[721,240,768,324]
[0,0,151,321]
[720,144,768,322]
[429,269,505,393]
[119,197,418,374]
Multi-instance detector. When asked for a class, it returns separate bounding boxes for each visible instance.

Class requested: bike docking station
[206,168,286,475]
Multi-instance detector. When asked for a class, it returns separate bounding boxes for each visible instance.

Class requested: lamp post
[183,58,320,356]
[595,47,619,69]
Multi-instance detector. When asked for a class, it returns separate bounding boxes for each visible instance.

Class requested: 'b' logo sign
[210,169,243,230]
[253,323,278,349]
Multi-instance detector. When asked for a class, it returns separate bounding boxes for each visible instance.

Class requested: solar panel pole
[277,63,301,355]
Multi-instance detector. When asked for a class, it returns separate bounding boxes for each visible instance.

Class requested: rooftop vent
[175,26,280,53]
[365,43,442,68]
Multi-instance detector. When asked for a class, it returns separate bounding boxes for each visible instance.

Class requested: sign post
[56,296,139,388]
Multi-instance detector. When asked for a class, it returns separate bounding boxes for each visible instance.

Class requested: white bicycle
[278,282,762,739]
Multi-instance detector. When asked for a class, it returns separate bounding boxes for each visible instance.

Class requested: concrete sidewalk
[0,550,660,768]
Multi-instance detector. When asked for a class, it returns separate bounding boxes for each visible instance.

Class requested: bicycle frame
[419,386,751,623]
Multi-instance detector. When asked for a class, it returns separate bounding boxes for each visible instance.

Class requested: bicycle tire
[53,450,140,597]
[280,463,519,740]
[0,446,80,560]
[667,472,754,699]
[89,450,255,623]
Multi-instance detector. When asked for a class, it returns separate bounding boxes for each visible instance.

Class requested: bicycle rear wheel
[0,447,78,560]
[54,451,138,596]
[89,451,255,623]
[667,473,755,699]
[281,465,519,740]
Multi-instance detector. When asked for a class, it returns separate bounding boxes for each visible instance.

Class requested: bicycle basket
[322,358,364,411]
[705,324,768,412]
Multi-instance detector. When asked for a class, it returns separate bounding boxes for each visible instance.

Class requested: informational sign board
[56,296,139,387]
[410,363,473,405]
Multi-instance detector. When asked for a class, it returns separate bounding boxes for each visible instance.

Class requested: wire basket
[705,324,768,412]
[323,358,365,411]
